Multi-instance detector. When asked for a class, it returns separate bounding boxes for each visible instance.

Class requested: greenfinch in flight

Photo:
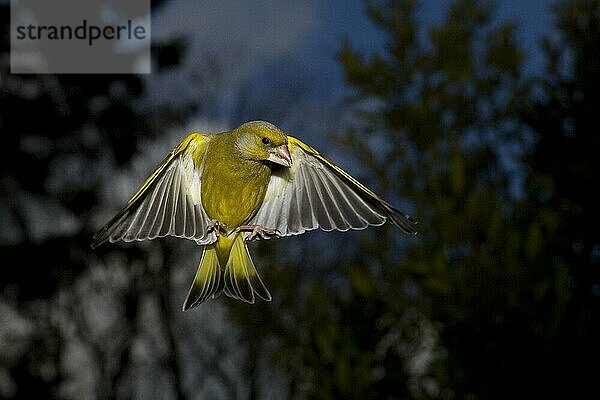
[92,121,417,310]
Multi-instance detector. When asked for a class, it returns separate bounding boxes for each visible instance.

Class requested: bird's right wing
[92,134,217,248]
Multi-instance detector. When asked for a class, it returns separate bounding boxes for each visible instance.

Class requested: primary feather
[92,121,418,310]
[91,133,216,248]
[249,136,418,236]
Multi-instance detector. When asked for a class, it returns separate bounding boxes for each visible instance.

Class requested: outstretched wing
[248,136,418,238]
[92,134,217,248]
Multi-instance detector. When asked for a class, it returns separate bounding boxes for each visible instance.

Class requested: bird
[92,121,417,310]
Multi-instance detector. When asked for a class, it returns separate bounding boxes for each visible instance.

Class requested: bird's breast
[201,158,271,231]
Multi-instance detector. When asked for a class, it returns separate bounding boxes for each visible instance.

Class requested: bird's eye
[262,137,271,145]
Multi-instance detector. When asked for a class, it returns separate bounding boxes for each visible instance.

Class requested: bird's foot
[207,220,225,236]
[238,225,281,241]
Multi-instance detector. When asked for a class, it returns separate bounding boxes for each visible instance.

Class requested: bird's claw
[207,220,224,236]
[238,225,281,241]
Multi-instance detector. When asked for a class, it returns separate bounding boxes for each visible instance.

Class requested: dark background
[1,0,598,399]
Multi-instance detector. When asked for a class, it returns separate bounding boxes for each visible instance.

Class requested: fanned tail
[182,233,271,311]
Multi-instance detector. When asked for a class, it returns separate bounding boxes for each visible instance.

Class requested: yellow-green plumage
[200,126,272,233]
[185,122,288,308]
[91,120,418,311]
[185,232,270,308]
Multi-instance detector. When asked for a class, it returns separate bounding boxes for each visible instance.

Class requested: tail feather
[223,234,272,303]
[182,246,223,311]
[182,233,271,310]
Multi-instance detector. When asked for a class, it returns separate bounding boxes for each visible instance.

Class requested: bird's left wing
[92,134,217,248]
[248,136,418,238]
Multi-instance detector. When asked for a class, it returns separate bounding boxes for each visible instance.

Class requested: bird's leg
[237,225,281,241]
[207,219,224,236]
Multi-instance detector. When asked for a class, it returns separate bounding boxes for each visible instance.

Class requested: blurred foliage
[1,0,599,399]
[1,2,144,396]
[520,0,600,395]
[0,2,208,399]
[227,0,600,399]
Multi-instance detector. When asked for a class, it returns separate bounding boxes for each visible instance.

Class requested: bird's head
[234,120,292,167]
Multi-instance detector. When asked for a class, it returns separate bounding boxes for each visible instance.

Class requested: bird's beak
[267,144,292,167]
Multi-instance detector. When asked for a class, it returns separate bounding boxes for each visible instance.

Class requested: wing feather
[249,136,418,237]
[91,134,217,248]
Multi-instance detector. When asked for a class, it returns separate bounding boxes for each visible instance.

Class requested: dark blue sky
[151,0,554,97]
[326,0,554,73]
